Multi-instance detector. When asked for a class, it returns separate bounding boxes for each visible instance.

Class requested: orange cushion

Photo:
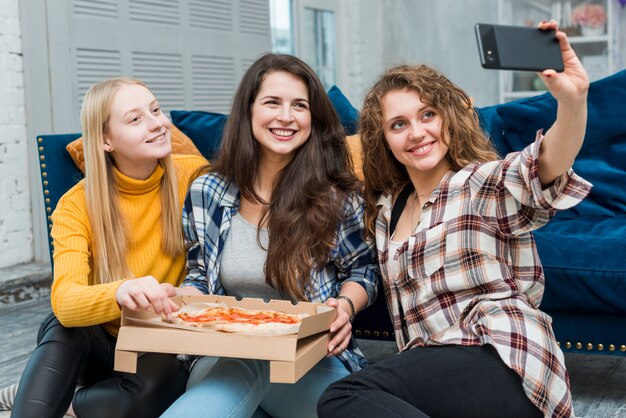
[65,137,87,172]
[346,134,363,181]
[66,124,203,172]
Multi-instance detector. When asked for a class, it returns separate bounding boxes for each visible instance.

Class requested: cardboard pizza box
[114,295,336,383]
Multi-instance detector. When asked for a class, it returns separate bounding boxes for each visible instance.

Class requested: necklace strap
[389,182,415,236]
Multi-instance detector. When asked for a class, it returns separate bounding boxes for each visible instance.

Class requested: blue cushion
[476,104,508,156]
[170,110,227,160]
[537,215,626,315]
[327,85,359,135]
[478,70,626,218]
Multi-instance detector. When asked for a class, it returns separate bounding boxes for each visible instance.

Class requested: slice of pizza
[164,302,229,326]
[163,302,309,335]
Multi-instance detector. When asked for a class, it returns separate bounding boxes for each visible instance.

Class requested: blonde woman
[8,78,205,418]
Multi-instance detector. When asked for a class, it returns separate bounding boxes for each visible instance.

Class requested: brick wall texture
[0,0,33,268]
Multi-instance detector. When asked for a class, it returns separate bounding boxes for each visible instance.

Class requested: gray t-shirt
[219,213,282,300]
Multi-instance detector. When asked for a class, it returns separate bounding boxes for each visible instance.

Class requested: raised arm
[536,20,590,186]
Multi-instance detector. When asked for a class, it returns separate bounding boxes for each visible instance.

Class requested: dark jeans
[318,345,543,418]
[12,312,188,418]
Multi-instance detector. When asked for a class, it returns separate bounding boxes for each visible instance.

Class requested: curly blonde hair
[360,64,499,237]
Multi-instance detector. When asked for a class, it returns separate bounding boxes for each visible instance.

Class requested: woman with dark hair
[162,53,379,418]
[318,21,590,418]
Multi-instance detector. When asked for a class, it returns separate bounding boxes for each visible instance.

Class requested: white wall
[0,0,32,268]
[379,0,500,107]
[338,0,385,107]
[348,0,625,108]
[339,0,501,108]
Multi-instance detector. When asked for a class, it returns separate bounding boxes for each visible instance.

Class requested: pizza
[163,302,309,335]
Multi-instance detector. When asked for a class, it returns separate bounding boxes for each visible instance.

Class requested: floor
[1,298,625,418]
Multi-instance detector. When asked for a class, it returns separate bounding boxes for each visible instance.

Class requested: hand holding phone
[475,23,564,72]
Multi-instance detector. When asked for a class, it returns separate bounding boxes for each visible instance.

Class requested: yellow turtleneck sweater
[50,154,206,336]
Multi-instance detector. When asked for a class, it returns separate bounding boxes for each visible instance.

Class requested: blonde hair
[81,77,183,284]
[360,65,500,237]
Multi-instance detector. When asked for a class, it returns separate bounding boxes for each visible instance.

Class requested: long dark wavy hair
[360,64,500,237]
[210,53,359,301]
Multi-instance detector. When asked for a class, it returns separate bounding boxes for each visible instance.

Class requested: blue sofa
[36,75,626,356]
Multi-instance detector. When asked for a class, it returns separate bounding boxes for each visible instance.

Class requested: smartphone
[475,23,564,72]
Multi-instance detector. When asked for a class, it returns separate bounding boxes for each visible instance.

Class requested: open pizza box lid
[114,295,336,383]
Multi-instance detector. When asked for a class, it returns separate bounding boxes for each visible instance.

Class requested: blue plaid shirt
[181,172,379,371]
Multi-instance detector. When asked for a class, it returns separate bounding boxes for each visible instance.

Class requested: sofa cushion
[478,70,626,218]
[346,134,364,180]
[65,137,86,172]
[537,214,626,315]
[327,85,359,135]
[170,110,227,161]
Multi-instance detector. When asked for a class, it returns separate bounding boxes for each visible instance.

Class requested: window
[301,7,336,89]
[270,0,294,54]
[270,0,337,90]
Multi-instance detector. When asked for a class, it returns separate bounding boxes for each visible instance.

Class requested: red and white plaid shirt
[376,135,592,418]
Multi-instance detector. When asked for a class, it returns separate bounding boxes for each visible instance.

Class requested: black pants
[12,312,188,418]
[318,345,543,418]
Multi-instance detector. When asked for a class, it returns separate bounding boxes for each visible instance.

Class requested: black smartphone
[475,23,564,72]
